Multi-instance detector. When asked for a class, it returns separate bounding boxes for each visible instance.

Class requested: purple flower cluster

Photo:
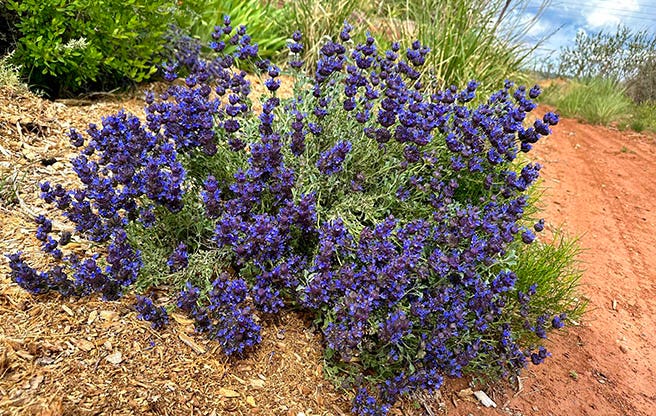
[135,295,170,329]
[8,225,141,301]
[167,242,189,272]
[6,20,572,416]
[177,276,261,356]
[316,140,352,175]
[6,19,267,305]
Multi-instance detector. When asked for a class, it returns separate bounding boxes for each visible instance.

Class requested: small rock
[457,388,474,399]
[620,345,628,353]
[473,390,497,408]
[105,351,123,364]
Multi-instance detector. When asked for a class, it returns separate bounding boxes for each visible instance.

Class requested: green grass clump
[512,233,586,334]
[279,0,369,71]
[625,101,656,133]
[541,78,632,126]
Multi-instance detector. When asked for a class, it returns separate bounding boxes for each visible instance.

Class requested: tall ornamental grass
[376,0,551,94]
[7,20,582,415]
[172,0,287,64]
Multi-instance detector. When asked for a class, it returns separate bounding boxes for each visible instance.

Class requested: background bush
[6,0,174,96]
[539,25,656,131]
[558,25,656,83]
[627,57,656,104]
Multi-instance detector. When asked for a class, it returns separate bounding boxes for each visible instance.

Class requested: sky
[518,0,656,68]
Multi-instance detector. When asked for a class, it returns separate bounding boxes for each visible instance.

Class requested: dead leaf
[30,374,44,390]
[15,350,34,361]
[456,388,477,403]
[99,310,118,321]
[170,313,195,326]
[61,305,74,317]
[250,378,265,388]
[105,351,123,364]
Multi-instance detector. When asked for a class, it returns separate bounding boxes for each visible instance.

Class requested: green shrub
[628,101,656,133]
[6,0,174,96]
[9,22,583,415]
[558,25,656,83]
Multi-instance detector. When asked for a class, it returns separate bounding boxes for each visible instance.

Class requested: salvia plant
[7,18,580,415]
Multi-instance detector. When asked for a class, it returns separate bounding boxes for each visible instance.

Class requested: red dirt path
[468,110,656,416]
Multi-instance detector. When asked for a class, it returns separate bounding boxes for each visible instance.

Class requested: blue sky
[518,0,656,66]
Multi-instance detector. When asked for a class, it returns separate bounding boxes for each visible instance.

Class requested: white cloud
[583,0,640,28]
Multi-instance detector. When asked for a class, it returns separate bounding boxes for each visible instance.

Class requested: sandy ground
[1,86,655,415]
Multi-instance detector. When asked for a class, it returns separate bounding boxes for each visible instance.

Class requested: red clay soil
[454,109,656,416]
[1,85,655,415]
[512,110,656,416]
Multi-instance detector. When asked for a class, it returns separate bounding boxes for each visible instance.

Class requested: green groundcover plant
[7,20,583,415]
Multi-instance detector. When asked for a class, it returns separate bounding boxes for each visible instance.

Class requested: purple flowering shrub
[6,19,584,415]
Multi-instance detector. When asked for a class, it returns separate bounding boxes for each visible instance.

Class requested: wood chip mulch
[0,82,355,416]
[0,81,447,416]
